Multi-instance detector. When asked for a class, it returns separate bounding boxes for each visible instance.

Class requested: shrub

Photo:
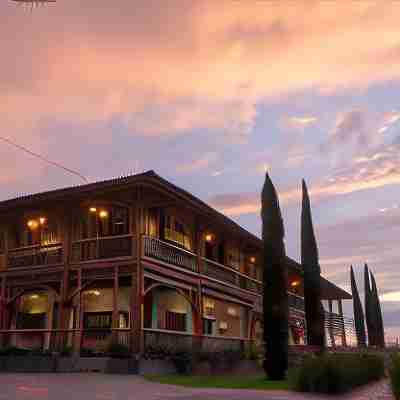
[80,347,95,357]
[171,351,192,374]
[60,345,73,357]
[108,343,130,359]
[288,352,385,394]
[143,344,173,360]
[390,353,400,400]
[0,346,31,356]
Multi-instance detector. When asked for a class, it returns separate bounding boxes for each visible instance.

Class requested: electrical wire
[0,135,88,183]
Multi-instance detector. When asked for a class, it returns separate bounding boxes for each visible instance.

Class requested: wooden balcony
[7,243,63,269]
[142,235,197,272]
[202,258,263,294]
[71,234,134,263]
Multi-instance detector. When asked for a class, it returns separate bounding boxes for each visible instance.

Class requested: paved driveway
[0,373,393,400]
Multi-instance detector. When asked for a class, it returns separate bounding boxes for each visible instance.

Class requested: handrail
[8,242,62,252]
[71,233,134,244]
[143,236,197,272]
[202,257,262,284]
[143,235,196,257]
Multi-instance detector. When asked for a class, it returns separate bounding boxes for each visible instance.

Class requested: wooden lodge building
[0,171,351,354]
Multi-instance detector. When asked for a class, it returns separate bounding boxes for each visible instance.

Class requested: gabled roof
[0,170,351,299]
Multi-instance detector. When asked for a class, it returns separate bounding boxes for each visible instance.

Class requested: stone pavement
[0,373,394,400]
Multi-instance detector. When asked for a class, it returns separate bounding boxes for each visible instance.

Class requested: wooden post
[113,266,119,343]
[0,276,6,346]
[131,188,143,355]
[338,299,347,347]
[75,267,83,355]
[194,222,203,353]
[328,300,335,347]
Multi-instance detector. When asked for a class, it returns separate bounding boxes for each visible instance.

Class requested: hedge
[390,353,400,399]
[288,352,385,394]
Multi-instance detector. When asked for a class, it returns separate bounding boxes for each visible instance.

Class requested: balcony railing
[288,292,305,312]
[143,236,197,272]
[202,258,263,294]
[71,234,134,263]
[7,243,63,268]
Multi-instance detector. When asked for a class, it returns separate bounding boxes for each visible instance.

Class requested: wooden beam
[112,266,119,329]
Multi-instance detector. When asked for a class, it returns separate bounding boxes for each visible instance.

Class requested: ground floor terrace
[0,281,350,355]
[0,274,318,355]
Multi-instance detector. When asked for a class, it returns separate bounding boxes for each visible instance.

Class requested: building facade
[0,171,351,354]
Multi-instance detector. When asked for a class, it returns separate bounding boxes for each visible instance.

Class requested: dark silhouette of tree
[261,173,289,380]
[364,264,377,346]
[350,265,366,347]
[301,180,325,347]
[371,272,385,347]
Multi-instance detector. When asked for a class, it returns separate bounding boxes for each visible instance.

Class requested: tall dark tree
[371,272,385,347]
[350,265,366,347]
[364,264,376,346]
[261,173,289,380]
[301,180,325,347]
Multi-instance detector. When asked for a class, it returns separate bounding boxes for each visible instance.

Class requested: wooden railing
[143,236,197,272]
[7,243,63,268]
[71,234,134,263]
[202,258,263,294]
[288,292,305,312]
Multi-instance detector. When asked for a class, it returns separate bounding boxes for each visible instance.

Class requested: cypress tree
[371,272,385,347]
[350,265,366,347]
[364,264,376,346]
[301,180,325,347]
[261,173,289,380]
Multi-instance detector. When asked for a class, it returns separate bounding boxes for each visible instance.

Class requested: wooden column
[328,300,335,347]
[0,277,6,346]
[338,299,347,347]
[112,266,119,343]
[131,189,143,354]
[75,267,83,355]
[193,222,203,353]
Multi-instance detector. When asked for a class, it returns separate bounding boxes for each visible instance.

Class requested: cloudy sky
[1,1,400,340]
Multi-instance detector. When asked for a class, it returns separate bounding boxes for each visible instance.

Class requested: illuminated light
[86,290,100,296]
[89,207,97,213]
[99,210,109,219]
[205,234,213,242]
[250,256,256,263]
[27,219,39,229]
[219,321,228,330]
[291,280,300,287]
[30,294,39,299]
[227,307,237,317]
[39,217,46,225]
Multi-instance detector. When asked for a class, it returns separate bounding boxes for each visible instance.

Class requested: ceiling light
[89,207,97,213]
[27,219,38,229]
[99,210,108,218]
[205,234,213,242]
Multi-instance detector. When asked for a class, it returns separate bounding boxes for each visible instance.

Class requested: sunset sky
[1,1,400,339]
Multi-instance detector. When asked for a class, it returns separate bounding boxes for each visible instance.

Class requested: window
[84,312,112,329]
[203,318,215,335]
[165,311,186,331]
[17,313,46,329]
[75,205,129,240]
[163,213,192,251]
